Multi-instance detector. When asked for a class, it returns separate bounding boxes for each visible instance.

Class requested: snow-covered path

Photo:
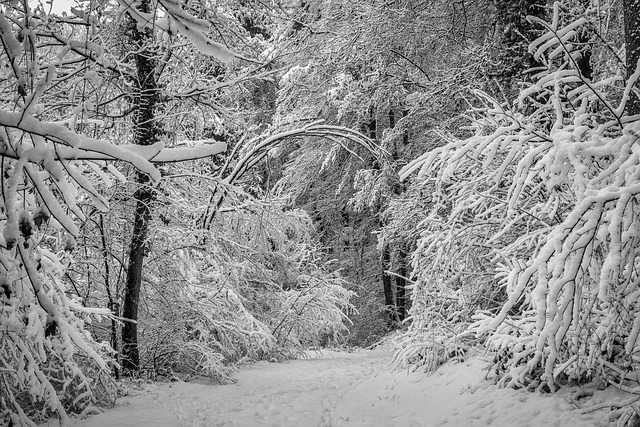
[60,343,616,427]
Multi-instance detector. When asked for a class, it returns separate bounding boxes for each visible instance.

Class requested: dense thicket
[395,0,640,398]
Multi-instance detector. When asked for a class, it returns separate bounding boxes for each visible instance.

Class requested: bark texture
[121,0,160,373]
[624,0,640,116]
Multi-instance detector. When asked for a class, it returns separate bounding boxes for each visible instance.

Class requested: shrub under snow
[395,2,640,391]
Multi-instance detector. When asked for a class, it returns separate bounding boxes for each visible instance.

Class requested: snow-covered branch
[396,2,640,390]
[224,120,383,185]
[116,0,236,62]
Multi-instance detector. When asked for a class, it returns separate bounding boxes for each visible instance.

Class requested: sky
[33,0,77,14]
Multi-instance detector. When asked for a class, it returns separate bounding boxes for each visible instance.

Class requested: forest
[1,0,640,425]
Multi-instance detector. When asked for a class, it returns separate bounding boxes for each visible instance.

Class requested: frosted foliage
[138,183,355,381]
[116,0,236,62]
[0,13,119,427]
[0,9,223,426]
[0,155,117,423]
[194,198,355,359]
[397,2,640,390]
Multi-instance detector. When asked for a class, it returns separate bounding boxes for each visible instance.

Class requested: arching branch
[200,120,388,230]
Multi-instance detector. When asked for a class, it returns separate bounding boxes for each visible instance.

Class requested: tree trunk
[624,0,640,116]
[99,213,119,379]
[395,248,407,322]
[121,181,154,372]
[491,0,549,100]
[369,108,396,323]
[120,0,160,373]
[381,244,395,324]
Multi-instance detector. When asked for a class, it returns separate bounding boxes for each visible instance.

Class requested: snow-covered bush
[128,180,355,379]
[0,6,226,423]
[269,264,354,352]
[195,198,355,357]
[0,10,122,424]
[397,2,640,389]
[0,240,118,425]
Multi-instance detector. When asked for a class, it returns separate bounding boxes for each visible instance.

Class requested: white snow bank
[43,343,619,426]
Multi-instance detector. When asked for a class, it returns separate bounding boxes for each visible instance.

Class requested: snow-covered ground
[44,341,624,426]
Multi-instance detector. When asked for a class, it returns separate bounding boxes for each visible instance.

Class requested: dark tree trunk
[369,108,396,323]
[381,244,395,323]
[395,110,409,323]
[491,0,549,100]
[121,181,154,372]
[395,248,407,322]
[99,214,119,379]
[624,0,640,116]
[120,0,160,373]
[389,109,400,161]
[402,110,409,145]
[367,107,377,141]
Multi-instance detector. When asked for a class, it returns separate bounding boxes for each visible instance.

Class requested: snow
[43,339,619,427]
